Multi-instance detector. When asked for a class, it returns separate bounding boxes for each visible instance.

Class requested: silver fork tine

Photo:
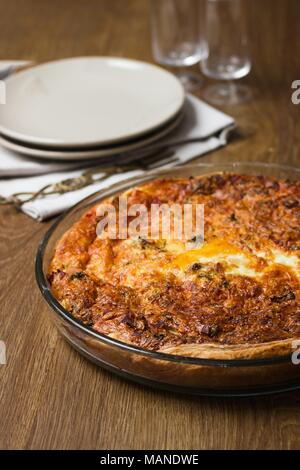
[147,155,179,170]
[137,148,176,168]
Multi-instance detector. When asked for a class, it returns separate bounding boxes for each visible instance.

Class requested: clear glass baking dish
[36,162,300,396]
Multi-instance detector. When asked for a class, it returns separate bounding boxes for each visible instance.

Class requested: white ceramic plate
[0,112,183,161]
[0,57,185,148]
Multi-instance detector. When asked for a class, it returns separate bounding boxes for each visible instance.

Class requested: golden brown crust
[48,172,300,359]
[159,339,295,360]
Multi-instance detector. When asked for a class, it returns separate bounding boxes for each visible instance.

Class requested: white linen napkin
[0,94,234,221]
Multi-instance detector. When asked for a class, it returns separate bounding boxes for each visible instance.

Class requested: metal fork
[0,148,178,208]
[0,125,235,208]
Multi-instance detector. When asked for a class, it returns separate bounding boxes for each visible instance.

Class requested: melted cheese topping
[172,239,299,279]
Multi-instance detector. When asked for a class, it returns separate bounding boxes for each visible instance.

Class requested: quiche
[48,172,300,360]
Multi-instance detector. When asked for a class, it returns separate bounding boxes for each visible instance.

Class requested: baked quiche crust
[48,172,300,360]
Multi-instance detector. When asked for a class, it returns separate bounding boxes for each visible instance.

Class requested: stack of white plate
[0,57,185,162]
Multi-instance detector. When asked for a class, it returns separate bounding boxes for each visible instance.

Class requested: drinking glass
[150,0,206,91]
[201,0,251,105]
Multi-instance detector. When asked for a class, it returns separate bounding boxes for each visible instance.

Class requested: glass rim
[35,161,300,368]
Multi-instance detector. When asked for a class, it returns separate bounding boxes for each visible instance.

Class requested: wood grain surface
[0,0,300,450]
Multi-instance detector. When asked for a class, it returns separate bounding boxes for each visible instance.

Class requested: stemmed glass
[201,0,251,105]
[150,0,207,91]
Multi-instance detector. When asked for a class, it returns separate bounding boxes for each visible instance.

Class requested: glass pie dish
[36,162,300,397]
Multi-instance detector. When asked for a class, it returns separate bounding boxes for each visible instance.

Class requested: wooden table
[1,0,300,450]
